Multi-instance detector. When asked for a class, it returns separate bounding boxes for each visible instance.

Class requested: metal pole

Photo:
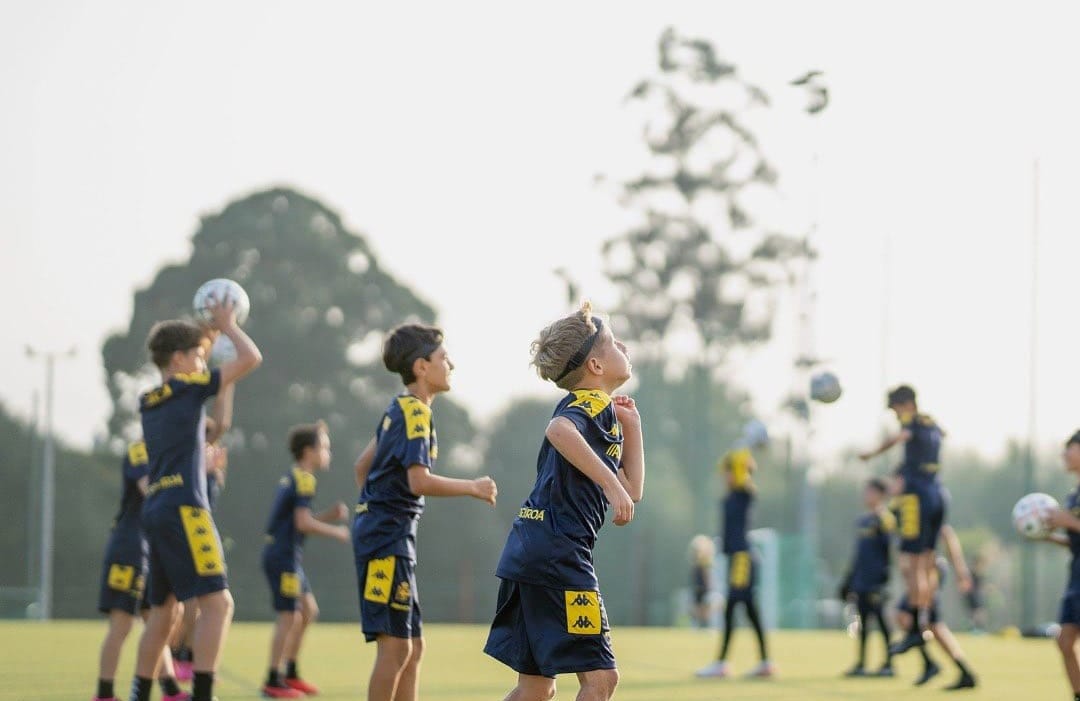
[1022,159,1040,628]
[27,392,39,590]
[40,356,55,621]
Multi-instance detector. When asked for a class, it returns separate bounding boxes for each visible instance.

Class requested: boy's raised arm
[546,417,634,525]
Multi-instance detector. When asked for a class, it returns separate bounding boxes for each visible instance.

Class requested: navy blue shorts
[726,551,757,602]
[143,506,228,606]
[896,482,946,554]
[262,555,311,612]
[356,555,421,642]
[1060,592,1080,626]
[898,595,939,624]
[97,537,148,615]
[484,578,615,678]
[854,589,886,614]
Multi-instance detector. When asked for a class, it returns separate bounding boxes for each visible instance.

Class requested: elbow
[407,475,427,497]
[630,491,643,504]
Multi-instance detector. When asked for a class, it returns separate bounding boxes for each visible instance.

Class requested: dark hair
[288,420,328,461]
[1066,430,1080,448]
[887,384,916,408]
[147,320,205,370]
[867,477,888,494]
[383,323,444,384]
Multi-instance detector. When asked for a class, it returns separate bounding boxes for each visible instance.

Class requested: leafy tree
[99,186,479,620]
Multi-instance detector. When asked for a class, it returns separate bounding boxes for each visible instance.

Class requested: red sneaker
[285,678,319,695]
[174,660,194,682]
[262,684,305,699]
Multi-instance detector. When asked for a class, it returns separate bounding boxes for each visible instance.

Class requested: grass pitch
[0,620,1064,700]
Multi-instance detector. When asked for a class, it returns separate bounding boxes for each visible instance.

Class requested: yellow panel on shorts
[279,572,301,598]
[898,494,920,539]
[729,551,751,588]
[364,556,395,604]
[179,506,225,577]
[108,564,135,592]
[565,591,601,635]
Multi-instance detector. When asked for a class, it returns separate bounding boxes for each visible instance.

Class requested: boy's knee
[198,589,234,619]
[378,636,413,669]
[581,669,619,700]
[408,636,425,664]
[303,599,319,624]
[1058,629,1076,654]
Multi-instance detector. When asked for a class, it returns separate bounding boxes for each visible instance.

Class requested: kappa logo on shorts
[364,556,395,605]
[565,590,602,635]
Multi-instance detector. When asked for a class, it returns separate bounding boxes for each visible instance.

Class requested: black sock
[176,646,193,663]
[744,599,769,661]
[159,676,181,696]
[285,660,299,679]
[956,659,972,676]
[267,668,281,686]
[97,679,114,699]
[918,644,933,669]
[192,672,213,701]
[128,676,152,701]
[856,612,868,668]
[719,598,737,660]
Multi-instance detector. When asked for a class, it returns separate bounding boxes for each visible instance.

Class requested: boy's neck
[404,382,436,406]
[570,381,617,397]
[294,461,316,473]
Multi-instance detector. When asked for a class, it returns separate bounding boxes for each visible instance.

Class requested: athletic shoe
[843,665,867,677]
[875,665,895,678]
[888,631,926,656]
[914,661,941,686]
[174,660,194,682]
[162,693,191,701]
[694,660,731,678]
[944,672,977,690]
[284,678,319,695]
[745,660,776,678]
[261,683,305,698]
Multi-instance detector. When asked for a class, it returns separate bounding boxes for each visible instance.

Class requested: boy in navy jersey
[352,323,498,701]
[261,421,350,698]
[839,478,896,678]
[92,441,187,701]
[859,385,946,653]
[696,423,772,679]
[128,299,262,701]
[1043,430,1080,701]
[485,302,645,701]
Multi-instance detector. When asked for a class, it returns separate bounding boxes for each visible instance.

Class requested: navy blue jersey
[848,508,896,593]
[139,368,221,513]
[495,389,624,590]
[720,448,754,554]
[898,412,942,487]
[112,441,150,543]
[353,394,438,560]
[264,468,317,564]
[1066,490,1080,594]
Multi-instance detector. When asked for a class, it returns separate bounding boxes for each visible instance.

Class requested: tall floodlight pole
[25,346,76,620]
[1021,160,1040,629]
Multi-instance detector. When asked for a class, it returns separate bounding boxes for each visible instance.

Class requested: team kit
[90,280,1080,701]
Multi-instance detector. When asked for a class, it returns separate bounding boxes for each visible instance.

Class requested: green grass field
[0,621,1066,700]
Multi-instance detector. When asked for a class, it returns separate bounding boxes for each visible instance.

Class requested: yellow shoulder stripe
[174,371,212,385]
[127,441,148,466]
[292,468,317,497]
[397,396,431,440]
[567,389,612,418]
[878,508,897,533]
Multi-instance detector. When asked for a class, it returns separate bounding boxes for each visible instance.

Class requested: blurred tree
[99,186,480,620]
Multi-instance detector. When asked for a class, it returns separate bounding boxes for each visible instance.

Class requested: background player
[260,421,350,699]
[484,302,644,701]
[352,323,497,701]
[838,477,896,678]
[859,385,946,654]
[127,298,262,701]
[696,420,773,679]
[688,534,715,629]
[92,440,188,701]
[1042,430,1080,701]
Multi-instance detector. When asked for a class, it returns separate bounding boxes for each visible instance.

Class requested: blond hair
[530,301,601,390]
[689,534,716,566]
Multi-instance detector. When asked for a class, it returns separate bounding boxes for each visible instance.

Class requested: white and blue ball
[1012,492,1059,540]
[810,371,842,403]
[193,278,251,325]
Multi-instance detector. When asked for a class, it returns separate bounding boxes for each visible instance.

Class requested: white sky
[3,1,1080,466]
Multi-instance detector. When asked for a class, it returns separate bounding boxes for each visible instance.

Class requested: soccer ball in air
[1012,492,1059,540]
[193,278,251,325]
[741,419,769,448]
[810,371,842,403]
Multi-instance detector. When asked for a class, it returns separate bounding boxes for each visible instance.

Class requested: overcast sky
[3,1,1080,468]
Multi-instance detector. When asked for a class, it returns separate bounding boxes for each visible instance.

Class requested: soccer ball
[810,371,842,403]
[741,419,769,448]
[208,335,237,366]
[1011,492,1059,539]
[193,278,250,325]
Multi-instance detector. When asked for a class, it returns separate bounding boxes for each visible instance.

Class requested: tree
[99,186,480,620]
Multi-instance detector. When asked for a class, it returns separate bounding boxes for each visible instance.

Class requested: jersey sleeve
[877,509,897,534]
[171,367,222,401]
[398,397,435,471]
[123,441,149,481]
[292,470,317,510]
